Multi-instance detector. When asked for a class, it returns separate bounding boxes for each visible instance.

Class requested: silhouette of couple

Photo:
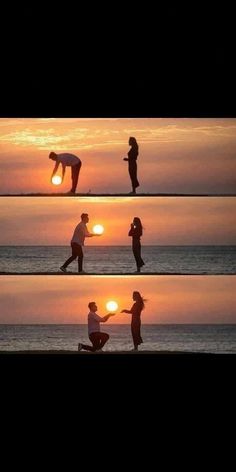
[78,291,145,352]
[49,136,140,195]
[60,213,145,274]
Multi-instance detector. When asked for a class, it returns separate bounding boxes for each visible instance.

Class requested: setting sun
[106,301,118,312]
[93,224,104,235]
[52,175,62,185]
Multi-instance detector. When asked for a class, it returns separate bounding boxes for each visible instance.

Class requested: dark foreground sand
[0,350,215,355]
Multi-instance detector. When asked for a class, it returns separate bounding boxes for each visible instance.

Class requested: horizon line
[0,244,235,247]
[0,193,236,197]
[1,322,236,326]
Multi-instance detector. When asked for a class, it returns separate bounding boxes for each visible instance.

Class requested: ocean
[0,245,236,274]
[0,324,236,353]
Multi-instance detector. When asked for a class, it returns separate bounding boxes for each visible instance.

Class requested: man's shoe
[78,270,87,274]
[60,266,67,273]
[78,343,83,351]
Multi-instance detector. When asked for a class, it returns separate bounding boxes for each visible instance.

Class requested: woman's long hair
[133,291,147,310]
[133,217,143,236]
[129,136,139,152]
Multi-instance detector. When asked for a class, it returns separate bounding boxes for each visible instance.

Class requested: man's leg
[99,332,109,349]
[71,163,81,193]
[61,243,77,269]
[77,245,84,272]
[79,343,94,351]
[79,333,101,352]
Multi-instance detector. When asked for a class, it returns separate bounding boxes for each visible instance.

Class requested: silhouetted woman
[121,291,145,350]
[123,136,139,194]
[129,217,145,273]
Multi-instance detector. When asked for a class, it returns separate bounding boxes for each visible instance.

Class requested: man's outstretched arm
[51,161,60,178]
[101,314,115,322]
[92,313,115,323]
[85,227,100,238]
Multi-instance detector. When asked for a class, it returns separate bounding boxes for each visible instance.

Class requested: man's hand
[103,313,115,322]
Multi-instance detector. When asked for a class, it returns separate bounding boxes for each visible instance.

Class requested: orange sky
[0,118,236,194]
[0,275,235,324]
[0,197,235,245]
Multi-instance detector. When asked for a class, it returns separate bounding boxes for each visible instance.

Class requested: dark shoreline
[0,350,230,355]
[1,193,235,197]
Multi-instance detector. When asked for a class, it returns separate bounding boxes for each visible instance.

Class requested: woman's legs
[132,241,145,271]
[128,160,139,192]
[131,321,143,350]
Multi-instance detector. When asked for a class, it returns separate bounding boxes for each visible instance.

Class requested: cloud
[1,119,236,151]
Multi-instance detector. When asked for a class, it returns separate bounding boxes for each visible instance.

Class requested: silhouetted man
[78,301,115,352]
[49,152,82,194]
[60,213,99,273]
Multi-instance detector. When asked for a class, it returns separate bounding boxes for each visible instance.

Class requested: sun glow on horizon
[106,301,118,312]
[93,224,104,235]
[52,175,62,185]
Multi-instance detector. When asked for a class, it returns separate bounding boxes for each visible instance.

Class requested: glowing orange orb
[106,301,118,312]
[52,175,62,185]
[93,224,104,235]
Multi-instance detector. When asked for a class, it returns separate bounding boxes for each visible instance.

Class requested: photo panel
[0,118,236,196]
[0,275,235,353]
[0,196,235,274]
